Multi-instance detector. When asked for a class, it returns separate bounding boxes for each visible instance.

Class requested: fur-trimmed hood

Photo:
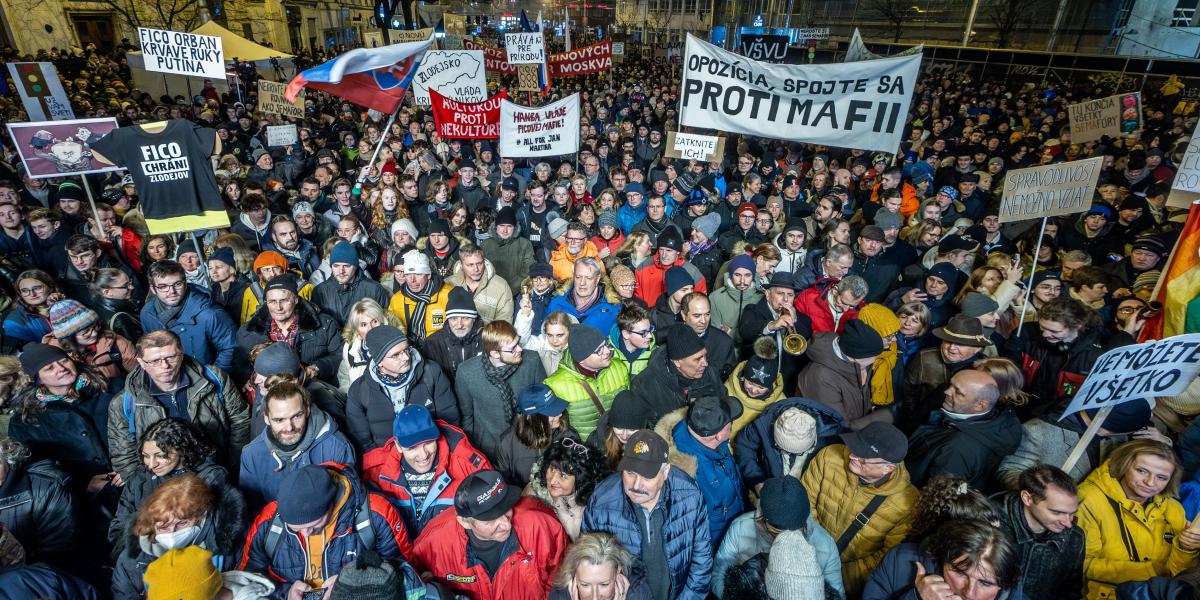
[653,407,698,478]
[244,297,324,335]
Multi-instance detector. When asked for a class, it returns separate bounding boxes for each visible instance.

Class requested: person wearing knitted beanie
[856,303,901,406]
[764,530,826,600]
[142,546,223,600]
[47,299,99,341]
[328,550,405,600]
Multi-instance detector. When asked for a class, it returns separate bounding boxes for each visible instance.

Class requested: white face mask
[155,521,204,550]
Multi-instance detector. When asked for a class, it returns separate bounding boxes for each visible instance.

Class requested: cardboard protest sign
[679,33,921,153]
[430,89,505,138]
[1060,333,1200,419]
[411,50,486,105]
[550,41,612,77]
[444,13,468,36]
[137,27,225,79]
[665,131,725,161]
[506,32,546,64]
[257,80,304,119]
[6,118,121,179]
[612,42,625,56]
[795,27,831,40]
[499,93,580,157]
[1068,92,1142,144]
[6,63,74,121]
[266,124,298,147]
[392,28,434,43]
[517,65,541,92]
[740,34,790,63]
[997,157,1104,223]
[1168,122,1200,209]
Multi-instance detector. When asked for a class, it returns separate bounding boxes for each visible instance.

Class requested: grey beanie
[961,292,1000,318]
[254,342,301,377]
[328,550,403,600]
[764,530,825,600]
[692,212,721,241]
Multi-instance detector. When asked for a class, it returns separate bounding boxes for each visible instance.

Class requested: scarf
[374,357,416,412]
[35,374,91,403]
[687,239,716,260]
[153,294,186,326]
[399,275,439,340]
[482,359,519,420]
[871,344,899,406]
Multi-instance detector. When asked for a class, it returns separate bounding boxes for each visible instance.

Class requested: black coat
[421,320,482,377]
[630,348,725,426]
[345,353,460,452]
[993,490,1085,600]
[92,296,143,343]
[688,244,726,291]
[9,387,112,482]
[906,405,1023,490]
[234,300,344,384]
[312,271,391,322]
[0,461,77,562]
[107,460,229,553]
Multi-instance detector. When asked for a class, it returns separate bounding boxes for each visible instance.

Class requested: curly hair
[535,438,611,507]
[908,476,1000,541]
[921,519,1021,592]
[138,418,211,473]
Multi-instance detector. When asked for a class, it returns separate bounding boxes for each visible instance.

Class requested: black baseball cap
[618,430,670,478]
[454,470,521,521]
[839,422,908,463]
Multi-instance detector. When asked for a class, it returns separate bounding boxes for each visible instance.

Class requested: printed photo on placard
[6,117,122,179]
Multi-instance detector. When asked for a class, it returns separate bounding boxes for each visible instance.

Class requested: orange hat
[253,250,288,279]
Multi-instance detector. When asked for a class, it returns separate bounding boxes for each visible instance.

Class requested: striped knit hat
[48,299,98,340]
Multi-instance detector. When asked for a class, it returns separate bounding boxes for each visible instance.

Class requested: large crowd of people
[0,32,1197,600]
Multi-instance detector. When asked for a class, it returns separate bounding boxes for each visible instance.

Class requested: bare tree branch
[984,0,1051,48]
[866,0,911,42]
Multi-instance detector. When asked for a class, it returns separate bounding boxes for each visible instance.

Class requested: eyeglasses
[500,345,523,355]
[566,236,587,243]
[141,353,181,367]
[18,284,46,296]
[628,325,655,337]
[561,437,589,456]
[153,281,187,293]
[103,281,134,290]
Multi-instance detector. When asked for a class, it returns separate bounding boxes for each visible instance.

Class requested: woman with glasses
[497,384,578,488]
[44,299,136,386]
[527,436,610,540]
[90,267,144,343]
[3,270,63,347]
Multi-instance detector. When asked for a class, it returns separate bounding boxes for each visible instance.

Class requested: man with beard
[239,379,355,511]
[423,219,461,279]
[710,255,762,345]
[452,163,489,213]
[422,287,483,376]
[483,207,535,291]
[455,320,547,459]
[264,216,321,279]
[389,250,455,346]
[313,241,391,321]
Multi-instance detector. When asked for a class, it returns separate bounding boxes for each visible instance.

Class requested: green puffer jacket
[544,352,630,440]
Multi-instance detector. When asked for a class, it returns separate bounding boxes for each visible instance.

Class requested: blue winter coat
[546,286,619,335]
[2,305,49,348]
[582,470,713,600]
[139,286,237,372]
[732,397,847,492]
[618,202,647,234]
[0,564,98,600]
[671,419,743,546]
[238,406,357,511]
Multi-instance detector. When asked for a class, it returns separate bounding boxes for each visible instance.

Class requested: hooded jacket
[797,332,891,431]
[387,279,455,344]
[455,353,547,459]
[725,360,787,438]
[802,444,920,598]
[655,408,744,545]
[239,463,413,599]
[543,351,630,441]
[361,420,491,537]
[231,211,272,250]
[1004,324,1132,409]
[545,285,619,337]
[774,231,808,275]
[345,350,460,452]
[1077,460,1200,600]
[709,276,763,346]
[733,397,847,492]
[422,319,482,377]
[411,497,568,600]
[582,470,713,600]
[239,405,357,510]
[108,359,250,480]
[139,285,237,372]
[481,234,536,292]
[617,200,647,234]
[234,299,344,384]
[447,259,515,324]
[906,404,1022,490]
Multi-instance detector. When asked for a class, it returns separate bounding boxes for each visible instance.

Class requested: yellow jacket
[724,360,784,440]
[387,282,454,340]
[801,443,919,598]
[1077,461,1199,599]
[240,281,315,324]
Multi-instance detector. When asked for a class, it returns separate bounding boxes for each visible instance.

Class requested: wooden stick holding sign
[1061,404,1113,474]
[1016,217,1048,336]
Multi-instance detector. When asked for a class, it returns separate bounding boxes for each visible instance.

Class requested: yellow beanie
[857,303,900,338]
[144,546,223,600]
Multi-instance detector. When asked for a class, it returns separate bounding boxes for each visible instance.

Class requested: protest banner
[612,42,625,56]
[499,93,580,157]
[464,39,517,75]
[506,32,546,64]
[795,27,831,40]
[1058,333,1200,471]
[444,13,468,36]
[137,27,225,78]
[411,50,486,105]
[679,33,921,153]
[266,124,298,147]
[517,65,541,92]
[1169,122,1200,208]
[6,118,122,178]
[740,34,790,63]
[996,157,1104,223]
[430,89,505,139]
[550,41,613,77]
[6,63,74,121]
[665,131,725,162]
[1068,92,1142,144]
[257,80,304,119]
[392,28,434,43]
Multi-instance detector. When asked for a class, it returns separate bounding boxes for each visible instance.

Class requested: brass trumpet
[779,306,808,356]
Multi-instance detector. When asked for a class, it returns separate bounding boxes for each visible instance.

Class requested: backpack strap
[354,495,376,550]
[263,514,286,559]
[201,366,224,402]
[1106,497,1142,562]
[837,493,888,552]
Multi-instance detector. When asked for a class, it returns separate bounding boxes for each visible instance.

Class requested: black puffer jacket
[234,300,344,384]
[0,460,77,562]
[906,405,1023,490]
[421,320,482,377]
[312,270,391,322]
[345,350,460,452]
[630,348,725,426]
[107,459,229,553]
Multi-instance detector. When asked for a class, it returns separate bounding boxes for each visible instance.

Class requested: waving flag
[285,37,432,113]
[1141,201,1200,340]
[519,9,534,32]
[537,11,552,95]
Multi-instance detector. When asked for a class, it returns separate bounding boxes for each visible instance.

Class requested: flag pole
[356,106,401,190]
[1015,216,1048,336]
[79,175,105,242]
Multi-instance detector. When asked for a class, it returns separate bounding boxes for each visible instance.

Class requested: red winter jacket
[361,421,492,538]
[795,278,860,334]
[411,497,568,600]
[635,252,709,307]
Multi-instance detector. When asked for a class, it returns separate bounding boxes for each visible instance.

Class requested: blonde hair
[1107,440,1182,498]
[341,298,400,344]
[553,533,633,588]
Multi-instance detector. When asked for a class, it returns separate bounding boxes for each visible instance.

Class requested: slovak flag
[285,37,433,113]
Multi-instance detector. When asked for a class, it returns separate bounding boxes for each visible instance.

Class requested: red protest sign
[550,40,613,77]
[430,88,506,139]
[463,39,516,74]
